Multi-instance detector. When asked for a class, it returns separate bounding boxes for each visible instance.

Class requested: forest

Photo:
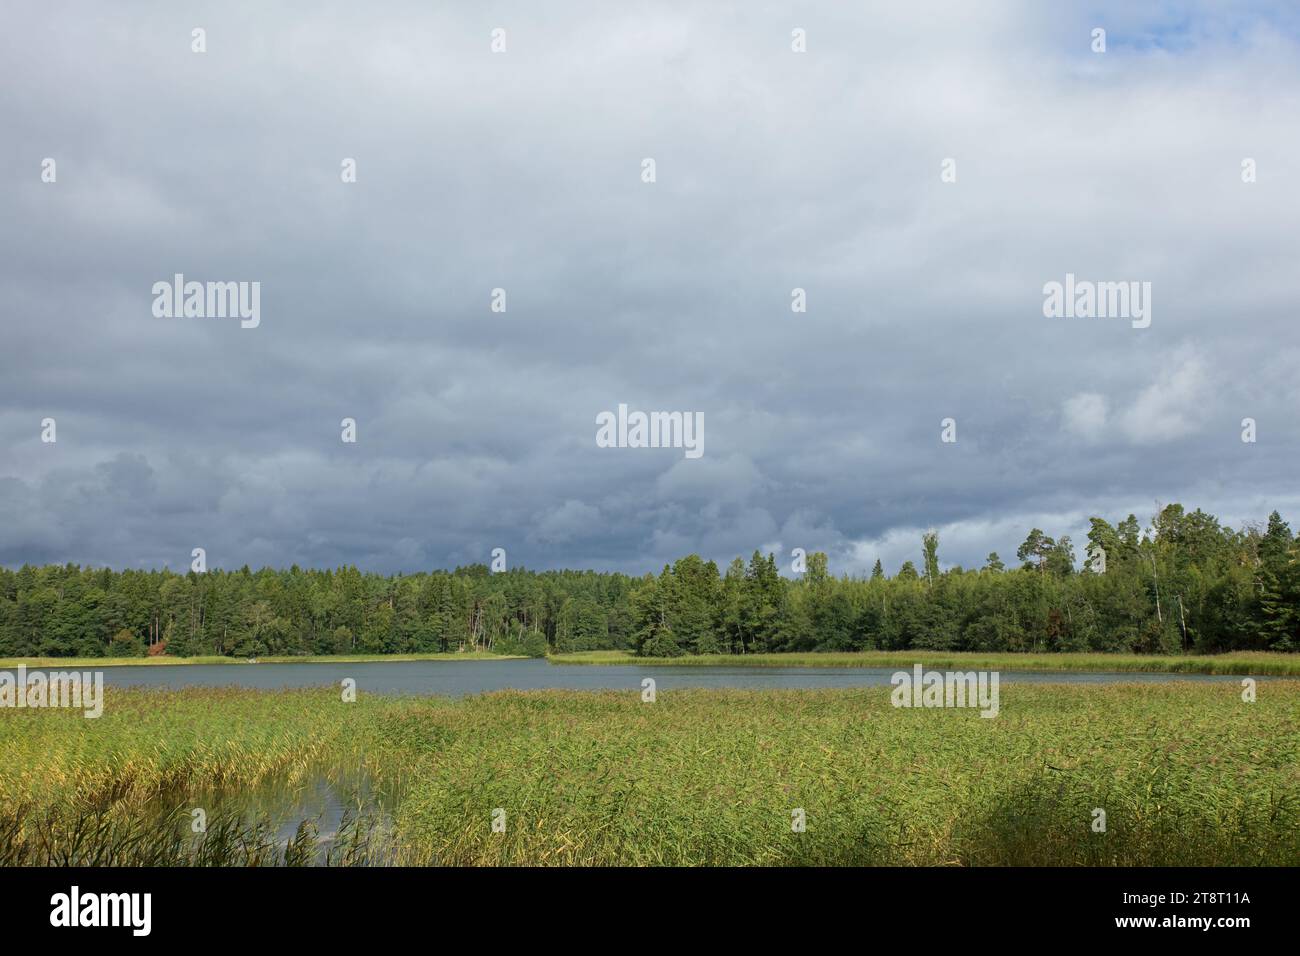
[1,504,1296,659]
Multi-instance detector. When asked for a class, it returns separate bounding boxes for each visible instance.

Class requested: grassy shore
[0,650,522,668]
[2,681,1297,865]
[7,649,1295,675]
[548,649,1300,675]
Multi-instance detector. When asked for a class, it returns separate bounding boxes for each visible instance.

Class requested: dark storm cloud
[3,1,1300,576]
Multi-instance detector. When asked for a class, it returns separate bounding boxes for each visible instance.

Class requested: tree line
[1,504,1296,659]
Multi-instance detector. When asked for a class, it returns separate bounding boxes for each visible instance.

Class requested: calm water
[32,658,1270,696]
[146,764,392,865]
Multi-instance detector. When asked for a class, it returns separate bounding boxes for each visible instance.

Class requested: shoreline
[1,648,1296,676]
[545,650,1300,676]
[0,651,525,669]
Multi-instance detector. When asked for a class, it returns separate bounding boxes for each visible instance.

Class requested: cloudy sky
[3,1,1299,577]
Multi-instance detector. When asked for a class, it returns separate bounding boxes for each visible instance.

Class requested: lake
[23,658,1269,696]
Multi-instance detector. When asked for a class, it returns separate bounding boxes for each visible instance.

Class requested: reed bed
[551,649,1300,675]
[2,683,1296,866]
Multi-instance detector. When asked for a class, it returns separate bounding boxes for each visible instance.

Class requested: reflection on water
[155,765,394,866]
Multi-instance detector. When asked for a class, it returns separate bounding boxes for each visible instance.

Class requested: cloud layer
[3,1,1299,576]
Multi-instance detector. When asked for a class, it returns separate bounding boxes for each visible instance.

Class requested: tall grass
[2,683,1296,865]
[0,650,520,669]
[0,688,404,865]
[386,683,1300,865]
[550,649,1300,675]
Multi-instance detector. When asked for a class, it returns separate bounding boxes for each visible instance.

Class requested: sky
[2,1,1299,578]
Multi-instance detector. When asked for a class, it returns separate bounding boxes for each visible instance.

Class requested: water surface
[30,658,1271,696]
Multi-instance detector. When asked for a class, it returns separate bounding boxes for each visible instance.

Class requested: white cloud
[1119,348,1211,443]
[1062,392,1109,442]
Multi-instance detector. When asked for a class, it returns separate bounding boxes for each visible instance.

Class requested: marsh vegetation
[3,682,1296,866]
